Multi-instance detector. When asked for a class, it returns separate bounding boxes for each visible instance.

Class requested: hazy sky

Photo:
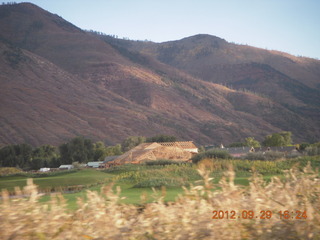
[12,0,320,59]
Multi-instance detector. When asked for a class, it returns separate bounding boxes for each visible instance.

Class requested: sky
[11,0,320,59]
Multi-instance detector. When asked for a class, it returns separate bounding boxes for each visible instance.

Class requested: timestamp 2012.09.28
[212,210,307,220]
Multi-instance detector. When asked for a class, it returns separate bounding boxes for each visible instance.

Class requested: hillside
[101,34,320,141]
[109,34,320,118]
[0,3,319,146]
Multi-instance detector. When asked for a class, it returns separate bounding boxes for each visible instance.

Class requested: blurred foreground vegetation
[1,159,319,239]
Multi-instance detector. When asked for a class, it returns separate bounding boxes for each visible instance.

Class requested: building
[255,146,300,155]
[209,145,255,158]
[100,155,120,168]
[216,146,255,158]
[59,165,74,170]
[39,167,50,172]
[106,141,198,167]
[87,161,103,168]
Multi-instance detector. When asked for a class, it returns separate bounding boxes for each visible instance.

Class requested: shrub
[3,169,78,178]
[0,167,22,176]
[196,157,320,175]
[113,164,201,185]
[133,177,186,188]
[103,164,149,174]
[145,159,186,166]
[245,151,285,160]
[192,149,232,163]
[306,146,320,156]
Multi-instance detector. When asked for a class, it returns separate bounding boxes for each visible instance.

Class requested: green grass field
[1,156,319,209]
[0,168,278,209]
[0,169,113,192]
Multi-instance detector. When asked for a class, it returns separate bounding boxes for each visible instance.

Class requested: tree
[93,141,123,161]
[0,144,61,170]
[33,145,57,159]
[121,136,146,152]
[59,137,94,164]
[279,131,292,145]
[244,137,261,148]
[93,141,106,161]
[192,149,232,163]
[298,142,310,151]
[262,131,292,147]
[106,144,122,156]
[59,143,70,164]
[0,144,32,170]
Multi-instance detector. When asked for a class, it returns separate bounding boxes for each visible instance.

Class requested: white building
[39,167,50,172]
[59,165,74,170]
[87,161,103,168]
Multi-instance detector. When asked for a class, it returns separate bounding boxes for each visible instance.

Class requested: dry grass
[0,164,319,240]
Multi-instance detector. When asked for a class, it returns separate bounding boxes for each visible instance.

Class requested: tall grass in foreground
[1,164,319,240]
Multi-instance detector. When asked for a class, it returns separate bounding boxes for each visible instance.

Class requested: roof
[111,141,198,165]
[158,141,197,149]
[224,147,254,155]
[114,143,160,165]
[59,165,73,168]
[256,146,298,153]
[104,155,120,163]
[87,161,103,167]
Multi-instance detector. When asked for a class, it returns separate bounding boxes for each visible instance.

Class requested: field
[0,169,111,192]
[1,156,320,239]
[1,156,319,207]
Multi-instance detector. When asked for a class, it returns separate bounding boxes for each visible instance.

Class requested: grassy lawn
[3,156,319,209]
[37,173,282,210]
[39,183,186,210]
[0,169,113,192]
[1,165,285,210]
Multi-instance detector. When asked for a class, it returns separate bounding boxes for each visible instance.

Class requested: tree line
[226,131,320,156]
[0,135,176,170]
[0,137,121,170]
[1,132,319,170]
[228,131,293,148]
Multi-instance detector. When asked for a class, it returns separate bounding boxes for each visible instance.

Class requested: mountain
[0,3,319,146]
[100,34,320,140]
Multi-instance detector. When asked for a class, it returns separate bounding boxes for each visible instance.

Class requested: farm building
[87,161,103,168]
[59,165,74,170]
[213,145,300,158]
[100,155,120,168]
[224,147,255,157]
[210,146,255,158]
[105,141,198,167]
[255,146,300,155]
[39,167,50,172]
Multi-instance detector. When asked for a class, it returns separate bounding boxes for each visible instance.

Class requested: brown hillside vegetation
[0,3,319,146]
[102,34,320,141]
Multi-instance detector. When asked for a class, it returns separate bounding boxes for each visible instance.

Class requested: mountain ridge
[0,3,319,146]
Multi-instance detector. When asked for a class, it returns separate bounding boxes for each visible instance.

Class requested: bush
[244,151,285,160]
[0,167,22,176]
[192,149,232,163]
[197,157,320,175]
[1,169,78,178]
[306,146,320,156]
[145,159,186,166]
[133,177,186,188]
[103,164,149,174]
[113,165,201,184]
[197,159,284,174]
